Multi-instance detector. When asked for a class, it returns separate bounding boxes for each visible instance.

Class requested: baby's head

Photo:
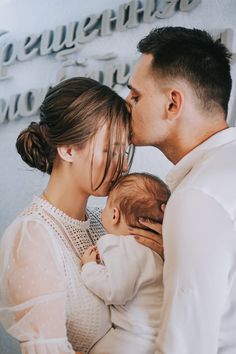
[101,172,170,235]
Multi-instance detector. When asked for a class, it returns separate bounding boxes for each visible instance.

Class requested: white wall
[0,1,236,353]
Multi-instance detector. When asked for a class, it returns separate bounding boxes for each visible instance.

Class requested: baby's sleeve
[0,218,75,354]
[81,235,152,305]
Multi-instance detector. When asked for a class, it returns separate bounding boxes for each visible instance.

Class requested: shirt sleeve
[81,235,161,306]
[0,218,75,354]
[156,188,235,354]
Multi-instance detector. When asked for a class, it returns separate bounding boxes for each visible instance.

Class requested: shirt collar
[166,127,236,192]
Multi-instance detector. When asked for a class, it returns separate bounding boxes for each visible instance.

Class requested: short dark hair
[138,26,232,117]
[108,172,170,227]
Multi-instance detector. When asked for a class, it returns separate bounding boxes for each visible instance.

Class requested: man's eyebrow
[127,83,141,95]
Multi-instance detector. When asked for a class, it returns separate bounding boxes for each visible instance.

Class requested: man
[126,27,236,354]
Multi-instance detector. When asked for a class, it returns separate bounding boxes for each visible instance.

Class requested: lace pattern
[16,197,110,353]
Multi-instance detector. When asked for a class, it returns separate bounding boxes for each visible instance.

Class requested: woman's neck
[42,174,89,221]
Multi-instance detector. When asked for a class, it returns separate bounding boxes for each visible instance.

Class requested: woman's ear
[112,207,120,225]
[166,88,184,120]
[57,145,73,162]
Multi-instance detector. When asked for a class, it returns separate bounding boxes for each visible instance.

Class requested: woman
[0,77,162,354]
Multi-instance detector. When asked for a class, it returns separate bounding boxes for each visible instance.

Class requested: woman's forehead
[93,124,128,144]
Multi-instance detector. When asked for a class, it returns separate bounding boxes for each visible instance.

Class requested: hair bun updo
[16,122,54,174]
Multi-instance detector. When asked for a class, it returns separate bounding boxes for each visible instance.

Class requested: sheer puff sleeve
[0,217,75,354]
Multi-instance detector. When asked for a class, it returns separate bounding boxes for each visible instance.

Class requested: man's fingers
[128,221,164,259]
[135,236,164,260]
[138,218,163,235]
[128,226,163,244]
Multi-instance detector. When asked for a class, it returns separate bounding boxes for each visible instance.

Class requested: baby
[81,172,170,354]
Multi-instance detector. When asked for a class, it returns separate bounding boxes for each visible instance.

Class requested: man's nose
[125,93,132,112]
[122,155,129,173]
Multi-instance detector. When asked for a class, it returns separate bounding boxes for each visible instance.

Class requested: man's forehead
[129,57,155,91]
[135,54,153,73]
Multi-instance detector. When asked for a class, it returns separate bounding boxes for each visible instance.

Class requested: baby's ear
[112,207,120,225]
[161,203,166,212]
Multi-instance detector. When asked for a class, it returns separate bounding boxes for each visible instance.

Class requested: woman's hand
[128,217,164,260]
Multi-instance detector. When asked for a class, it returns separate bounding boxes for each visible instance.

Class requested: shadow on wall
[0,325,20,354]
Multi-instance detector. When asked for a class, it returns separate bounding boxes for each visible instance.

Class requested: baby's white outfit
[81,234,164,354]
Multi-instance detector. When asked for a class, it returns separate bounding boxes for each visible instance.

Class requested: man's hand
[129,217,164,260]
[81,246,98,266]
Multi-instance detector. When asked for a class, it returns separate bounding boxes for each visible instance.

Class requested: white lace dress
[0,196,111,354]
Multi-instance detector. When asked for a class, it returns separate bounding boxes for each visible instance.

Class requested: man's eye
[131,95,139,103]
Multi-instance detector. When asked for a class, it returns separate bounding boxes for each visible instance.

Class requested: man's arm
[156,188,234,354]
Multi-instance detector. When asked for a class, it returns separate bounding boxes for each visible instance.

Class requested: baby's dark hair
[108,172,170,228]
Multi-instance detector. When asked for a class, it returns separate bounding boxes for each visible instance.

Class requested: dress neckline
[34,195,90,229]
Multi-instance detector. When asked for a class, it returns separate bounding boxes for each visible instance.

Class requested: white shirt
[81,234,164,342]
[156,127,236,354]
[0,197,110,354]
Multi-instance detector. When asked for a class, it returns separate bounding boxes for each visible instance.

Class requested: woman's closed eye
[112,150,118,157]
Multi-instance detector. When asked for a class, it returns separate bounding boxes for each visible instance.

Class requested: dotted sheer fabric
[0,197,111,354]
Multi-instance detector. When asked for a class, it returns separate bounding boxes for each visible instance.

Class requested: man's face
[126,54,168,147]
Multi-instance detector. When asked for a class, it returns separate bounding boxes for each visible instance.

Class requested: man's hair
[138,26,232,117]
[108,172,170,228]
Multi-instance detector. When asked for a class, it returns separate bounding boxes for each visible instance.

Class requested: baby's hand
[81,246,98,266]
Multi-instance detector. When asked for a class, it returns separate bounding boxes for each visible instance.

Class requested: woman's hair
[108,172,170,227]
[16,77,134,189]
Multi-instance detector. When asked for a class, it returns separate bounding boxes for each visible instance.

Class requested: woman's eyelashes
[104,144,128,158]
[103,149,118,157]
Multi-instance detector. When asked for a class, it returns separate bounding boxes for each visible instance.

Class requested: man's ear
[57,145,74,162]
[112,207,120,225]
[166,89,184,120]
